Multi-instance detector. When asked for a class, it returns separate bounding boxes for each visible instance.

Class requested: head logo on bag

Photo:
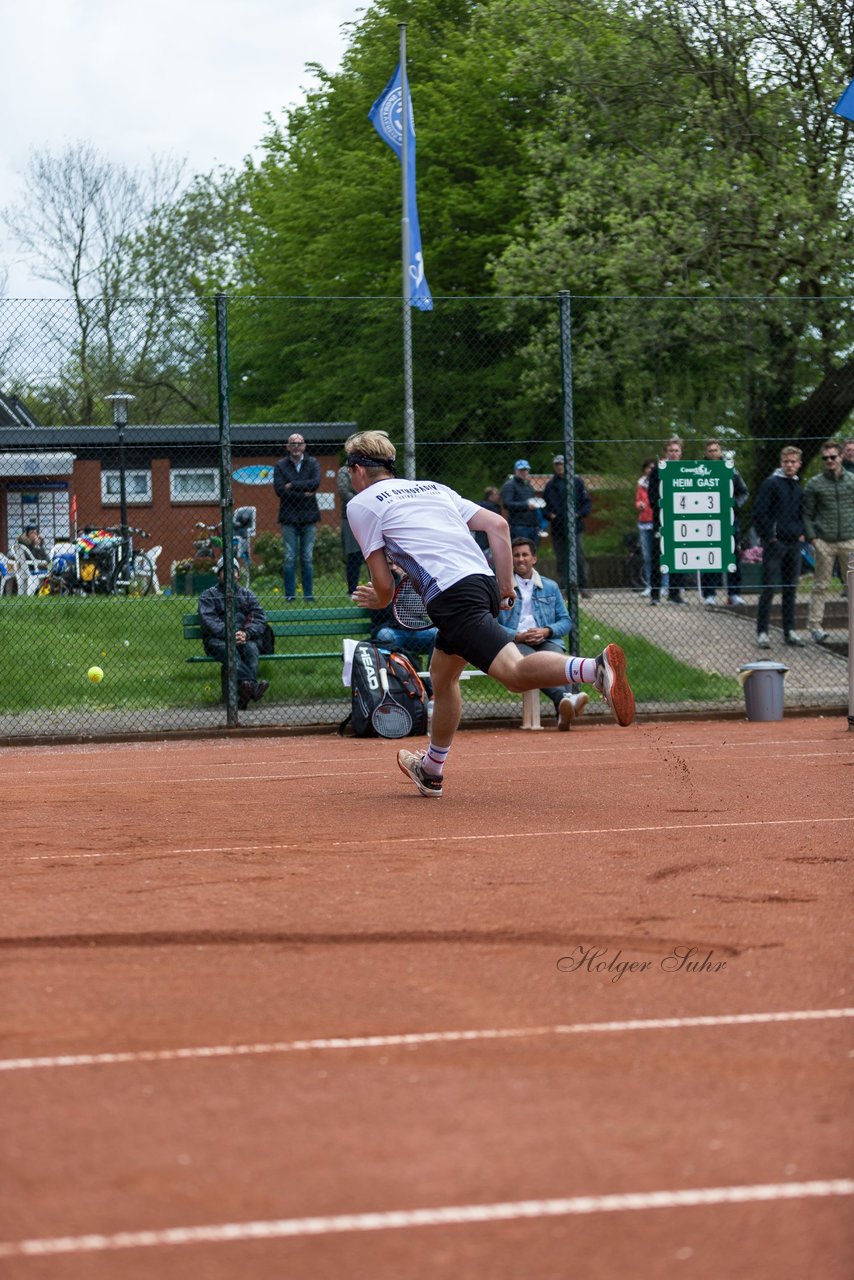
[339,643,428,737]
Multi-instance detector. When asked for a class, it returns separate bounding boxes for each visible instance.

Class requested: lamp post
[105,392,135,565]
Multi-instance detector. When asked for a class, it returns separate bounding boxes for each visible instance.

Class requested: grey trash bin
[738,660,788,721]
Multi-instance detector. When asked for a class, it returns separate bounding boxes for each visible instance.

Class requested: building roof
[0,423,357,449]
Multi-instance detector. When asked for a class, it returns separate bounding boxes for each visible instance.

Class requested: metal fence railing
[0,294,849,740]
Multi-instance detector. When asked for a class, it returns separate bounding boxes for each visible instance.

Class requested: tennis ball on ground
[87,666,104,684]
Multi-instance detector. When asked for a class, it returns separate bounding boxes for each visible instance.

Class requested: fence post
[848,550,853,732]
[559,290,579,645]
[215,293,238,726]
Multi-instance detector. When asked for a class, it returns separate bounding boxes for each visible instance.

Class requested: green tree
[1,143,195,423]
[228,0,561,484]
[489,0,854,477]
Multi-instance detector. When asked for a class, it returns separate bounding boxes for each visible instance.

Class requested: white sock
[566,657,597,684]
[423,743,450,778]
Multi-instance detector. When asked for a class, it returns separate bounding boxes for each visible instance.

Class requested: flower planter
[172,572,218,596]
[737,562,762,593]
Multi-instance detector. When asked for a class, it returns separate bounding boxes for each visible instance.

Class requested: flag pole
[399,22,416,479]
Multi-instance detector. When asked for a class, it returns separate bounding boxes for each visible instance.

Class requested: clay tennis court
[1,715,852,1278]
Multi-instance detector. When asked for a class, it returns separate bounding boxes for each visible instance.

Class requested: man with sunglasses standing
[273,433,321,602]
[802,441,854,644]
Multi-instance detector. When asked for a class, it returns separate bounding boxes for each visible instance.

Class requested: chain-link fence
[0,294,849,741]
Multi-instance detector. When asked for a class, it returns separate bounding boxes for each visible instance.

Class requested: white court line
[0,1180,851,1257]
[0,769,389,788]
[2,1008,851,1073]
[8,811,854,862]
[171,813,854,855]
[0,740,846,785]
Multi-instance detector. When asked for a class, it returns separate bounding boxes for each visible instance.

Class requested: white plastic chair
[0,552,17,595]
[144,544,162,594]
[14,545,49,595]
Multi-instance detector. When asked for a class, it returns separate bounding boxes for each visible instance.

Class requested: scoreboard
[659,458,736,575]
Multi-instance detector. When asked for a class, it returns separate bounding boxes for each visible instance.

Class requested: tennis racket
[371,667,413,739]
[392,576,432,630]
[529,497,546,509]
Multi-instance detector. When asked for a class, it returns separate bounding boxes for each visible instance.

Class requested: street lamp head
[105,392,136,426]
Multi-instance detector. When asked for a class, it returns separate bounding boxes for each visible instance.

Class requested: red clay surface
[1,716,852,1279]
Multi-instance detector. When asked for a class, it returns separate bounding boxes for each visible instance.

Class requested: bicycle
[191,513,252,587]
[50,527,156,596]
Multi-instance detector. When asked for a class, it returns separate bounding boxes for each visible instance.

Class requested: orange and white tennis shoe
[594,643,635,726]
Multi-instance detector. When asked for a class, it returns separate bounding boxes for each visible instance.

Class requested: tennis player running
[345,431,635,797]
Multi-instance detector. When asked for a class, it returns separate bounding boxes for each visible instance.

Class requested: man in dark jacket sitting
[198,559,270,709]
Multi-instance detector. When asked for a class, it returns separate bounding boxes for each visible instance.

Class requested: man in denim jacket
[499,537,589,730]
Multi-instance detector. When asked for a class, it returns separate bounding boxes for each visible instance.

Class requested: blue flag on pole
[369,63,433,311]
[834,78,854,123]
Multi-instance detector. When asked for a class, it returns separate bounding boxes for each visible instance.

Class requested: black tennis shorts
[427,574,512,673]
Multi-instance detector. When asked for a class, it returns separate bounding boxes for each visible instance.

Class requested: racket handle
[379,667,389,692]
[500,596,514,609]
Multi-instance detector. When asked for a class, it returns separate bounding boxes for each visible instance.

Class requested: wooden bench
[183,609,543,727]
[183,606,373,667]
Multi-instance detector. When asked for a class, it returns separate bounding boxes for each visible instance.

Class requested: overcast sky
[1,0,367,296]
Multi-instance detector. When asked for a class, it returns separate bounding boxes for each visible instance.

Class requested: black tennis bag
[338,642,429,737]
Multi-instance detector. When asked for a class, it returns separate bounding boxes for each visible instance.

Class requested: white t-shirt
[347,478,492,602]
[515,575,536,631]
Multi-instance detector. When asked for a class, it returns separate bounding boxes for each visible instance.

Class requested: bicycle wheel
[120,553,155,596]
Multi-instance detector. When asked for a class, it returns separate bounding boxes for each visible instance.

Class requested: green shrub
[254,530,283,578]
[254,525,342,580]
[314,525,342,576]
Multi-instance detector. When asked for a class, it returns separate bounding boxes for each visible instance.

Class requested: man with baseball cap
[500,459,542,543]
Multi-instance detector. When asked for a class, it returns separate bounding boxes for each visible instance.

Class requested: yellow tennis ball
[87,666,104,684]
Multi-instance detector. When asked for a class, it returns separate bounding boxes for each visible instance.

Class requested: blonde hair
[344,430,397,475]
[780,446,802,461]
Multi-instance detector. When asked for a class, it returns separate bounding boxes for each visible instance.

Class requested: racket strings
[373,703,413,738]
[393,581,431,630]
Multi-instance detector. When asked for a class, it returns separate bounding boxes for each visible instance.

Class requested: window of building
[170,468,220,503]
[100,469,152,505]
